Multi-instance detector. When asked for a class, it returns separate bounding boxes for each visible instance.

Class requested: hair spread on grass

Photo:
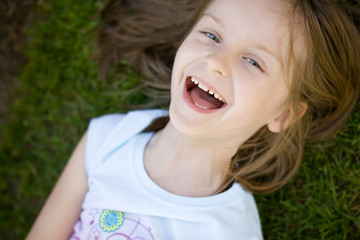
[96,0,360,194]
[96,0,210,105]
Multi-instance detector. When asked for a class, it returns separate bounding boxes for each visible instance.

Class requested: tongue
[189,86,224,109]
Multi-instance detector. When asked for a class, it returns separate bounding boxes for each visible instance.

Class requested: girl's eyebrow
[202,13,225,27]
[252,43,282,65]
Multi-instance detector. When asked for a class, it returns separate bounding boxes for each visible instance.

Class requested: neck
[144,121,239,197]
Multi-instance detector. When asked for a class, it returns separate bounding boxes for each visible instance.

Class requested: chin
[168,102,209,136]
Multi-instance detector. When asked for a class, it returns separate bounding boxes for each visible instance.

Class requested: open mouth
[185,76,226,110]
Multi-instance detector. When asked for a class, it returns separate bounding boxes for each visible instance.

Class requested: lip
[182,75,227,114]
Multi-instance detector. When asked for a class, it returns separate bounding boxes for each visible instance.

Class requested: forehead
[204,0,292,20]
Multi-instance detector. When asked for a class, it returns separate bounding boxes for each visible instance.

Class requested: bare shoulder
[26,132,89,240]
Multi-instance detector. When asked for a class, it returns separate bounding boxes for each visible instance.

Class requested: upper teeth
[191,77,224,102]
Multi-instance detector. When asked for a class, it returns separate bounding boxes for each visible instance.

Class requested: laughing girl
[27,0,360,239]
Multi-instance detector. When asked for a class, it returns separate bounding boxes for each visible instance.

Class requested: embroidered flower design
[99,209,124,232]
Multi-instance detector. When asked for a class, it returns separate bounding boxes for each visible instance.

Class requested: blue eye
[205,32,220,43]
[243,57,262,70]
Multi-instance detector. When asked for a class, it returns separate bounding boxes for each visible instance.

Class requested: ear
[268,102,307,133]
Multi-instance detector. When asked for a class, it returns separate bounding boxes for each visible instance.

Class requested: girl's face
[170,0,298,145]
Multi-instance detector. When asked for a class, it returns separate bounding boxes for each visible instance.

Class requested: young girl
[27,0,360,239]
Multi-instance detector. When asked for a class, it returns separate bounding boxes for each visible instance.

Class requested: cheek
[174,34,207,62]
[259,84,290,119]
[170,39,199,91]
[170,51,184,96]
[235,80,289,121]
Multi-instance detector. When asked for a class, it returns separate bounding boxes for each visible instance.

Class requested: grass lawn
[0,0,359,239]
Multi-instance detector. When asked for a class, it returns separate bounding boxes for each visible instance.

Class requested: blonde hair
[96,0,360,194]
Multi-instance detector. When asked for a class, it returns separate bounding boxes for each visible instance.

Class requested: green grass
[0,1,148,238]
[0,0,359,239]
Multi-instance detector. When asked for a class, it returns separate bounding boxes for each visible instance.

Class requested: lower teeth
[194,102,209,110]
[188,90,209,110]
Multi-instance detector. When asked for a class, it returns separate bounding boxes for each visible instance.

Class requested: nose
[203,50,230,77]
